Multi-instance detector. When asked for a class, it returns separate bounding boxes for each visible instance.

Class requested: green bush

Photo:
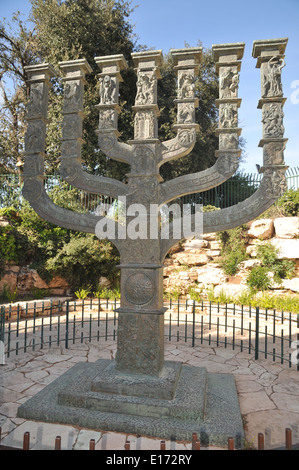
[93,286,121,300]
[246,266,273,291]
[255,242,295,282]
[218,226,248,275]
[255,242,278,268]
[277,189,299,216]
[0,199,120,292]
[188,285,202,302]
[1,284,18,303]
[74,286,91,300]
[45,234,119,291]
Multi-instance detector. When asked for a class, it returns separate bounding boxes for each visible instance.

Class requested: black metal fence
[1,167,298,211]
[1,298,299,370]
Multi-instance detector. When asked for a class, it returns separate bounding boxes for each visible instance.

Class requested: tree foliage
[30,0,138,176]
[0,12,38,173]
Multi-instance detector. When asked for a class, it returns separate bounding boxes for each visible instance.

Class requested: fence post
[192,301,195,347]
[258,433,264,450]
[227,437,234,450]
[65,300,69,349]
[55,436,61,450]
[23,432,30,450]
[0,306,5,365]
[255,307,259,361]
[285,428,292,450]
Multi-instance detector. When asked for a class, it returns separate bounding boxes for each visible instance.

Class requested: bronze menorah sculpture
[18,39,288,445]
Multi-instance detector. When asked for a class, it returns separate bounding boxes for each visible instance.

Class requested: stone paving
[1,335,299,451]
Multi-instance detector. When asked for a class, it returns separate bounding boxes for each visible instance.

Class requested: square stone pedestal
[17,359,245,448]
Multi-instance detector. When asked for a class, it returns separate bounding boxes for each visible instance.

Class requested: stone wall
[163,217,299,298]
[1,216,299,300]
[0,264,71,297]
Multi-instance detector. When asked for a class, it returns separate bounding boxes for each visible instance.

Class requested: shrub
[0,201,120,292]
[93,286,121,300]
[74,286,91,300]
[256,242,279,268]
[255,242,295,282]
[277,189,299,216]
[45,234,119,291]
[164,286,181,300]
[1,284,18,303]
[188,285,202,302]
[218,226,248,275]
[221,249,246,276]
[246,266,273,291]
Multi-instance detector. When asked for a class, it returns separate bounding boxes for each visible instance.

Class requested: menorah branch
[59,59,129,197]
[159,44,244,205]
[159,155,239,205]
[160,48,201,165]
[161,39,288,258]
[96,54,133,165]
[22,63,113,238]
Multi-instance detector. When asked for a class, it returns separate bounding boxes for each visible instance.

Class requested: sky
[1,0,298,174]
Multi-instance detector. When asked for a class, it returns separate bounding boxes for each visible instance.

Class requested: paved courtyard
[1,333,299,450]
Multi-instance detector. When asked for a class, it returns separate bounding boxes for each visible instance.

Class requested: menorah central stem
[115,51,166,376]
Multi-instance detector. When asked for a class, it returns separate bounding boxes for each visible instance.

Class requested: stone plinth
[17,359,245,448]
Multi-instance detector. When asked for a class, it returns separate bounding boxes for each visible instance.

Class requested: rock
[188,271,199,281]
[205,250,221,257]
[48,276,69,288]
[274,217,299,239]
[214,283,250,298]
[196,265,228,286]
[183,238,205,250]
[178,271,190,280]
[0,216,11,227]
[0,272,17,293]
[282,278,299,293]
[271,239,299,260]
[248,219,274,240]
[192,254,211,265]
[246,245,257,257]
[163,266,174,277]
[173,252,210,266]
[203,232,217,241]
[98,276,111,288]
[239,259,262,270]
[5,263,20,274]
[31,270,49,289]
[209,241,221,250]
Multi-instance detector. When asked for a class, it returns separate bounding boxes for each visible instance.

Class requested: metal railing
[0,167,298,211]
[1,298,299,370]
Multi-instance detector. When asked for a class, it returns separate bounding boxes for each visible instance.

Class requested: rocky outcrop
[248,218,274,240]
[274,217,299,239]
[1,216,299,301]
[163,216,299,297]
[0,262,113,300]
[0,263,71,297]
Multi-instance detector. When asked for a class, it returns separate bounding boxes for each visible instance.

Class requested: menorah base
[17,359,245,448]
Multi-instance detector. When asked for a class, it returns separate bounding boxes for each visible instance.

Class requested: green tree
[30,0,137,176]
[0,12,38,174]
